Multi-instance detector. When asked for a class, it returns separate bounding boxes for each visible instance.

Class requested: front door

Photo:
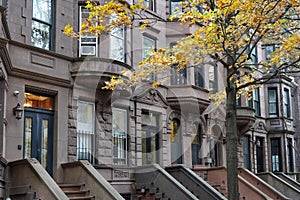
[24,109,54,175]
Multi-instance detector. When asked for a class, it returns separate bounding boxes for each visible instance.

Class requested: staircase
[7,185,39,200]
[132,183,169,200]
[58,183,95,200]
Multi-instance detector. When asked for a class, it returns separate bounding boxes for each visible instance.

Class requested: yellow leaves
[102,76,124,90]
[151,82,160,88]
[63,24,74,36]
[210,90,226,105]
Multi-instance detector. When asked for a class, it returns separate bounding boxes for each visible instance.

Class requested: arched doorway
[171,118,182,164]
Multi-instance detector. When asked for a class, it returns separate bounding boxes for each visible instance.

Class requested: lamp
[13,103,23,120]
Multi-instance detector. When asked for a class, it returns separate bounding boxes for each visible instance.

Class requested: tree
[65,0,300,199]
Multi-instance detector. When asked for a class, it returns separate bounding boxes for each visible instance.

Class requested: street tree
[65,0,300,199]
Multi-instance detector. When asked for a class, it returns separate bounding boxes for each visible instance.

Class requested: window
[209,65,218,93]
[171,67,187,85]
[143,0,155,12]
[243,135,251,170]
[246,45,258,65]
[170,0,183,16]
[287,138,294,172]
[77,101,95,163]
[271,138,282,172]
[143,36,156,81]
[79,6,98,56]
[265,45,275,62]
[283,88,290,118]
[112,108,128,165]
[110,15,125,62]
[268,88,278,117]
[253,88,260,116]
[31,0,53,50]
[194,66,205,87]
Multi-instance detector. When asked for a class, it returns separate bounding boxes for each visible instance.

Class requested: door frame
[23,107,54,175]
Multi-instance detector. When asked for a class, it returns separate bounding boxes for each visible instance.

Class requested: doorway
[23,92,54,175]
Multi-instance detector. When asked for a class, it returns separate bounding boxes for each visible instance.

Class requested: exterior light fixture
[13,103,23,120]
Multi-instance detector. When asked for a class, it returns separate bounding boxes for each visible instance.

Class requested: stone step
[64,190,90,198]
[69,196,95,200]
[59,183,83,192]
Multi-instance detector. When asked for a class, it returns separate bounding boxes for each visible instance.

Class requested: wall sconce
[13,103,23,120]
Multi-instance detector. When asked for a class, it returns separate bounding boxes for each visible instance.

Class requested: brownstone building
[0,1,298,199]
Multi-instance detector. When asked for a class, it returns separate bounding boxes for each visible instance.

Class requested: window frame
[283,88,291,118]
[253,88,260,116]
[268,87,278,118]
[31,0,54,50]
[79,5,98,57]
[270,138,282,172]
[109,15,125,62]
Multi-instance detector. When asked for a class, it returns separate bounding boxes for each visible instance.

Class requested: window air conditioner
[81,46,96,56]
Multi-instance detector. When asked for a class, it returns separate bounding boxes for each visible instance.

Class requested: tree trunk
[226,83,239,200]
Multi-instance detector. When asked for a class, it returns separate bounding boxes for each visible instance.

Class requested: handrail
[166,165,227,200]
[135,164,198,200]
[62,160,125,200]
[7,158,68,200]
[239,168,290,200]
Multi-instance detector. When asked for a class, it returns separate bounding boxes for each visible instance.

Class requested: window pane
[110,37,124,62]
[170,1,182,15]
[41,119,48,168]
[24,117,33,159]
[24,93,53,110]
[32,0,51,23]
[143,36,155,60]
[31,20,50,50]
[77,101,95,134]
[112,108,127,165]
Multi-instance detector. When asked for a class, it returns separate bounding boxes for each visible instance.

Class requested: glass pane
[41,119,48,168]
[268,89,276,102]
[110,36,124,62]
[143,36,155,60]
[24,93,53,110]
[31,20,50,50]
[171,1,182,15]
[77,101,95,134]
[141,113,157,126]
[32,0,52,23]
[24,117,32,158]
